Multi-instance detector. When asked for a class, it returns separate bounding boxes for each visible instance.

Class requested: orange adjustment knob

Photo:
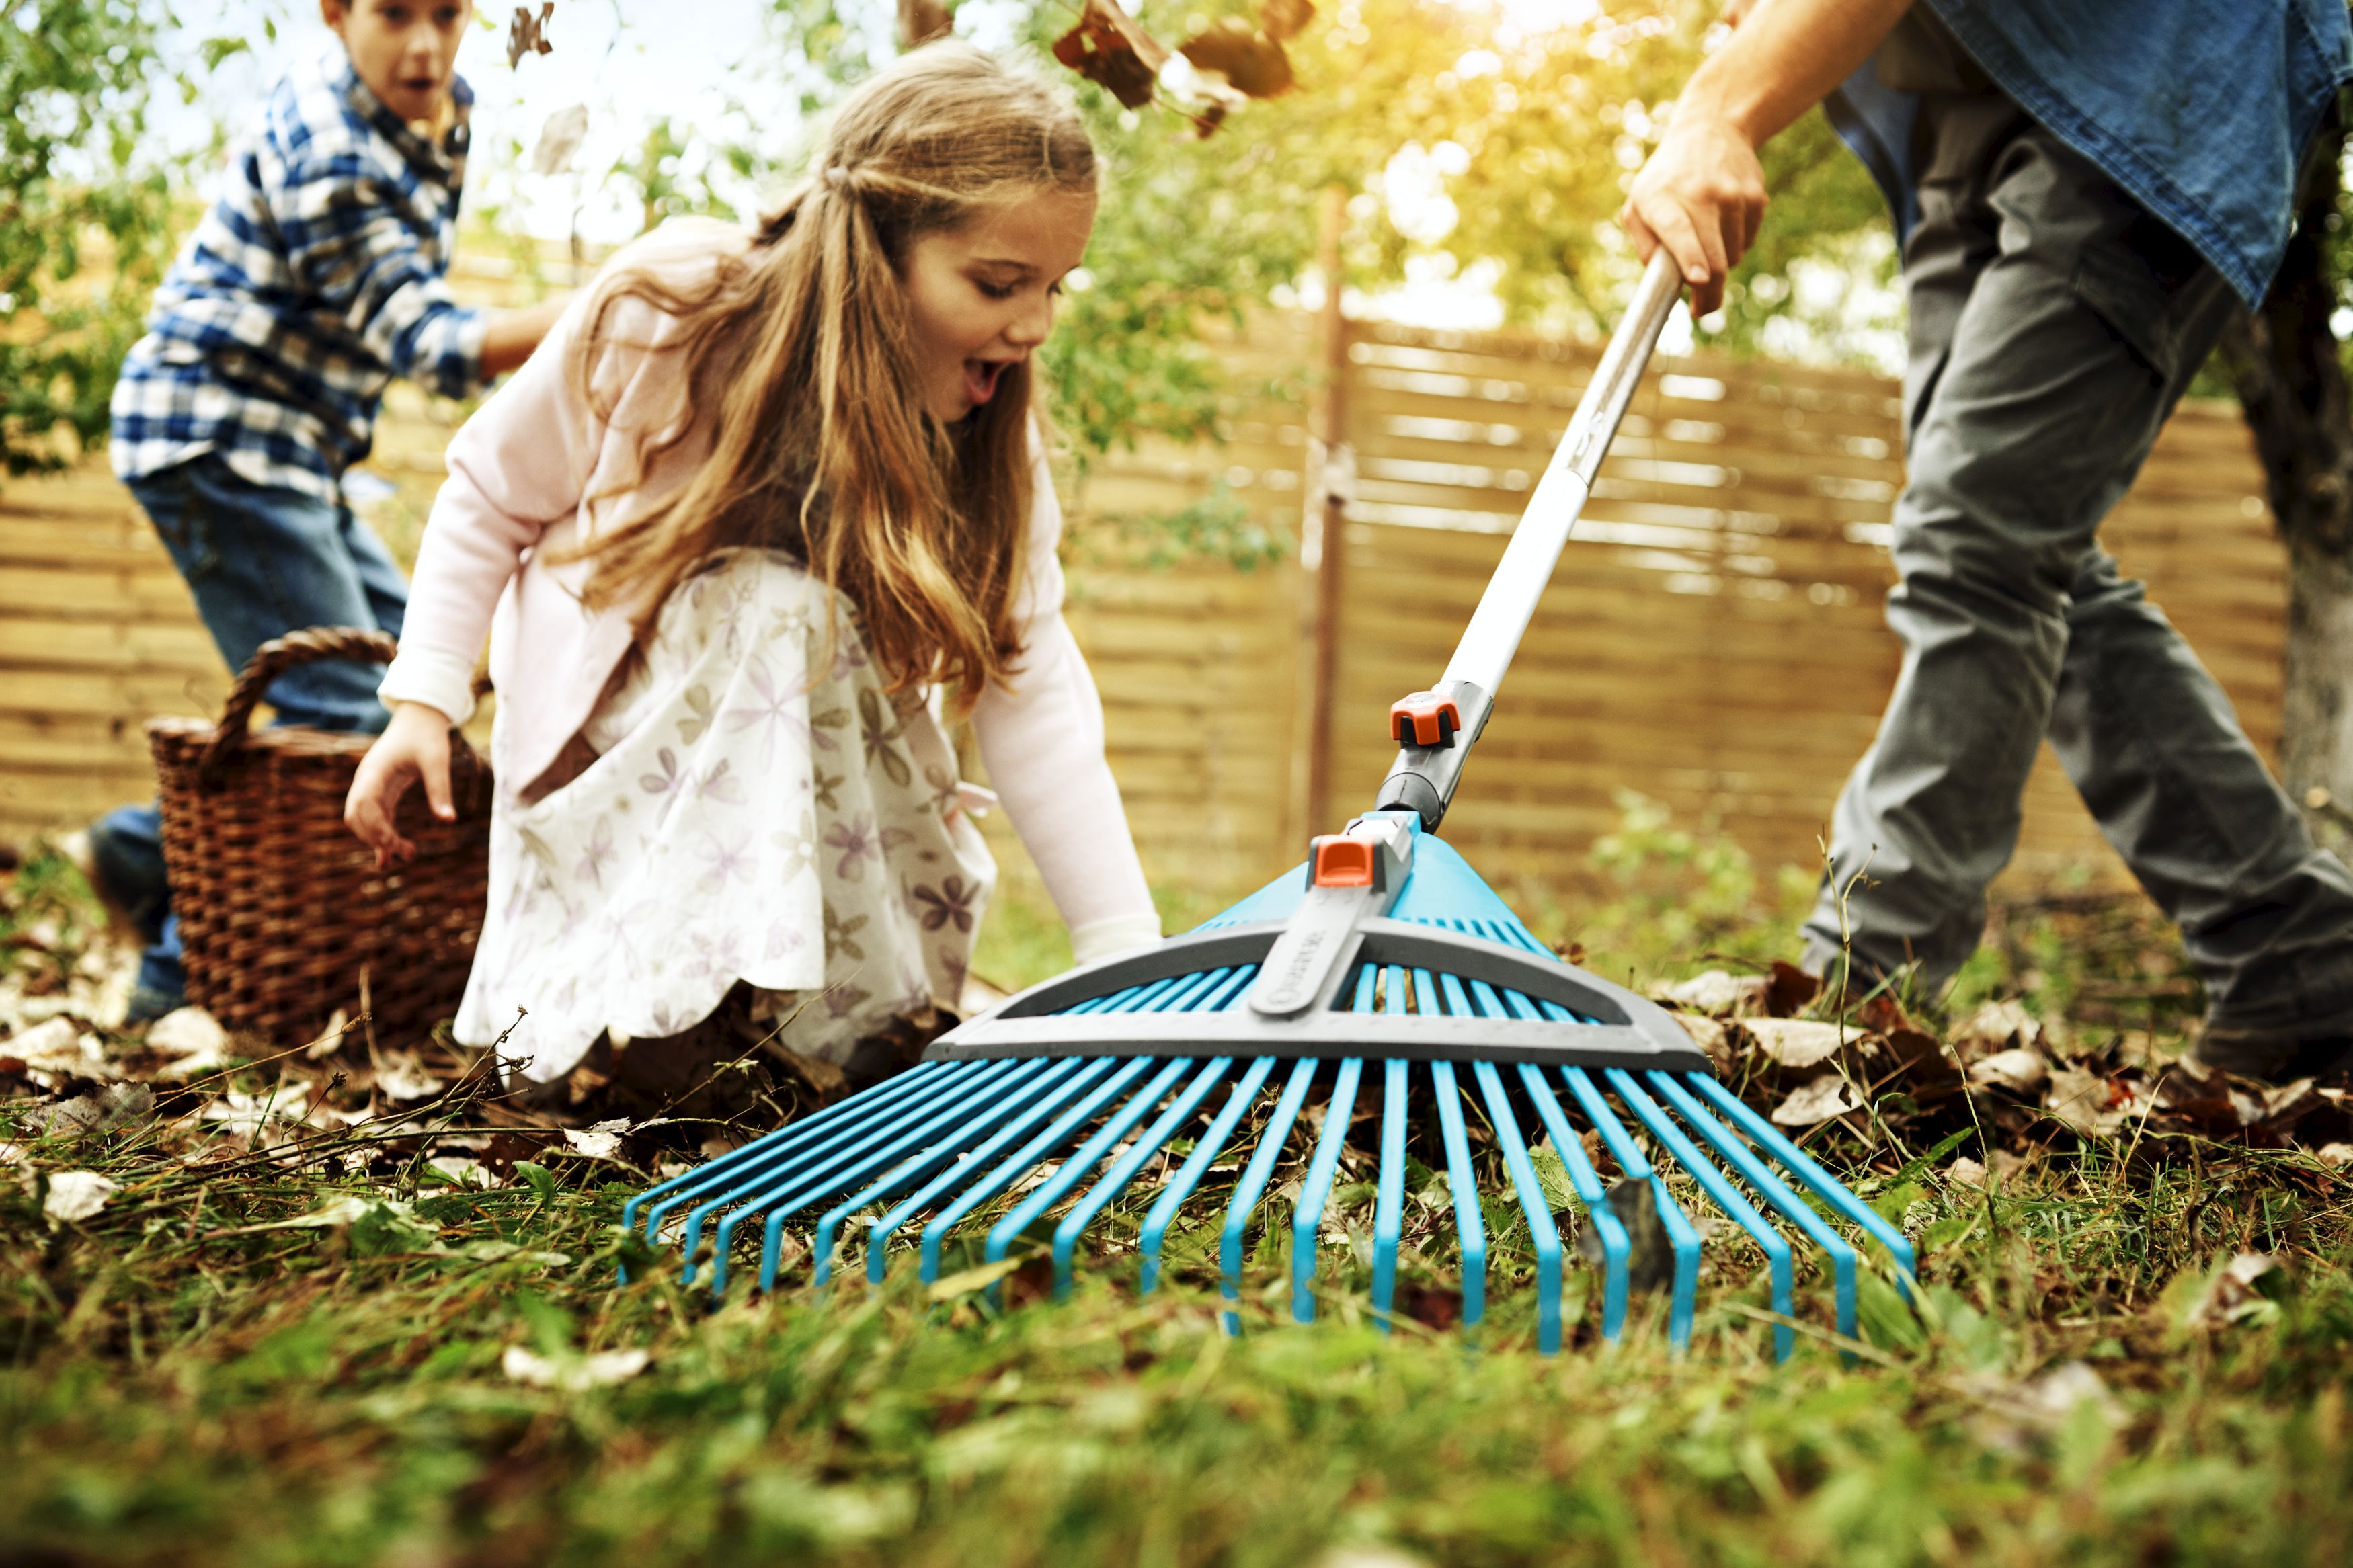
[1389,690,1462,747]
[1310,834,1378,889]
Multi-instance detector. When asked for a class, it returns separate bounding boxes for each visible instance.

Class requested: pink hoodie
[378,219,1160,964]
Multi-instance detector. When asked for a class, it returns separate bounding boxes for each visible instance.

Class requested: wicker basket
[147,627,493,1047]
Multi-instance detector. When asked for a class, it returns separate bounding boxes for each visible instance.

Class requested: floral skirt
[455,549,996,1082]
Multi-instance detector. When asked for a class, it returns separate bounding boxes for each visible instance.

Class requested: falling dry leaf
[1180,17,1296,99]
[1969,1048,2050,1094]
[531,104,590,175]
[42,1169,118,1223]
[1052,0,1168,109]
[502,1344,650,1391]
[1259,0,1315,41]
[1743,1018,1847,1071]
[1771,1075,1860,1127]
[506,3,554,69]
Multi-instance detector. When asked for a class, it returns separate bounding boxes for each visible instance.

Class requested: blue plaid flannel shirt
[110,48,489,505]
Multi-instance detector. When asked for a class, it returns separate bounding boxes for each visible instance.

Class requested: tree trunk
[2221,101,2353,854]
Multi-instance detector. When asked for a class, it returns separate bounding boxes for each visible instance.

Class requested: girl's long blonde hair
[569,44,1096,698]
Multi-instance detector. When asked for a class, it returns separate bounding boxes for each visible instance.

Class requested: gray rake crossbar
[621,930,1919,1358]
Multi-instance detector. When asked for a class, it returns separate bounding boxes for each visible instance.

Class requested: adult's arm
[970,454,1162,966]
[1624,0,1914,314]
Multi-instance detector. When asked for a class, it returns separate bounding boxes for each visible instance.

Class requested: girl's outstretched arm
[971,454,1162,965]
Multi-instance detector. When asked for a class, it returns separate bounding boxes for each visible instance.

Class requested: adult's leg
[1802,100,2249,993]
[2053,556,2353,1037]
[126,454,402,733]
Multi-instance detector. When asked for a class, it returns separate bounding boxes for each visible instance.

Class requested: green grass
[7,819,2353,1566]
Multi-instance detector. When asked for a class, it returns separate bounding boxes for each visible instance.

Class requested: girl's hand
[346,702,458,868]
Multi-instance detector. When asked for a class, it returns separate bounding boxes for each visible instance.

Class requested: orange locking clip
[1389,690,1462,748]
[1310,835,1379,889]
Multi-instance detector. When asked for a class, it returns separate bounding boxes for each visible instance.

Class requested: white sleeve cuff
[1069,911,1164,967]
[376,646,479,727]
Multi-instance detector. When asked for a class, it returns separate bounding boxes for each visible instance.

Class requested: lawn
[5,810,2352,1567]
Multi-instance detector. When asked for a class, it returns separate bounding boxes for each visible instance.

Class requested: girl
[345,44,1161,1098]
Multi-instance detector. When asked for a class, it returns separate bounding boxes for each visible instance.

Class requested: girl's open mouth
[963,358,1011,408]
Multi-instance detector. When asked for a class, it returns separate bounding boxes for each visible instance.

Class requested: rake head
[623,827,1916,1358]
[624,253,1917,1354]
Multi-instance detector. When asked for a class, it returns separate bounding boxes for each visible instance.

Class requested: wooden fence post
[1295,185,1352,841]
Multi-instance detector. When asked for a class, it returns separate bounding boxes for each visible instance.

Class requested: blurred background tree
[0,0,178,477]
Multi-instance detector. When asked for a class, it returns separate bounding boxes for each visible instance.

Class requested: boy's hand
[346,701,457,868]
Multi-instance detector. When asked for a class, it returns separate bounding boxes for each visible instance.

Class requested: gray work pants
[1800,91,2353,1035]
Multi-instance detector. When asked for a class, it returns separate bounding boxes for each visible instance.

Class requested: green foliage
[0,0,177,478]
[1071,481,1291,573]
[1542,788,1814,982]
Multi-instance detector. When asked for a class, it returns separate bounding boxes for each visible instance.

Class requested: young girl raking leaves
[346,45,1160,1098]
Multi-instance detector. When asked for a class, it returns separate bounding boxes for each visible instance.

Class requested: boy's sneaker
[2189,1026,2353,1084]
[81,805,188,1024]
[82,804,171,944]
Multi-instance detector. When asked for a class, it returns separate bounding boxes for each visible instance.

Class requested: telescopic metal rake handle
[1372,249,1684,832]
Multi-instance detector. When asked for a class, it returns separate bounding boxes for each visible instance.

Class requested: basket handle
[198,626,401,779]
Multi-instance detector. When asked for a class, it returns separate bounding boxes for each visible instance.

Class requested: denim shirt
[1825,0,2353,305]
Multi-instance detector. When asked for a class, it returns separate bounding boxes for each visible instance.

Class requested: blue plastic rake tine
[1139,1055,1277,1294]
[1429,964,1566,1352]
[1220,1055,1320,1335]
[1683,1073,1919,1296]
[1419,971,1486,1336]
[1560,1065,1702,1347]
[673,1061,994,1288]
[1467,1059,1564,1354]
[1051,1057,1237,1298]
[1356,964,1402,1331]
[918,1056,1160,1284]
[801,1057,1070,1288]
[623,1059,951,1251]
[709,1063,1060,1296]
[863,1057,1125,1286]
[1646,1070,1859,1344]
[1372,1056,1408,1333]
[1604,1067,1795,1362]
[1466,975,1646,1342]
[1291,1056,1363,1324]
[983,1057,1197,1296]
[1513,1065,1633,1344]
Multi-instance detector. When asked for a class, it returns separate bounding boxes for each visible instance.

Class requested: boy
[95,0,566,1021]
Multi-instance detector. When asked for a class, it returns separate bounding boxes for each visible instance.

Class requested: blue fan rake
[625,254,1917,1356]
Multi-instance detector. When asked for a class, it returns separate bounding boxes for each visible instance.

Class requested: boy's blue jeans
[102,454,406,1010]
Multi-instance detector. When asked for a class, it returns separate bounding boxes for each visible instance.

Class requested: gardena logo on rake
[625,254,1919,1356]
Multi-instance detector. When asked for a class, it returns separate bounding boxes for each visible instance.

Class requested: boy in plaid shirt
[96,0,564,1020]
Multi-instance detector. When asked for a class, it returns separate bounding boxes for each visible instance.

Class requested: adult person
[1620,0,2353,1081]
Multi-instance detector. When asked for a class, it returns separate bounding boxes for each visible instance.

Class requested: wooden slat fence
[0,282,2284,913]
